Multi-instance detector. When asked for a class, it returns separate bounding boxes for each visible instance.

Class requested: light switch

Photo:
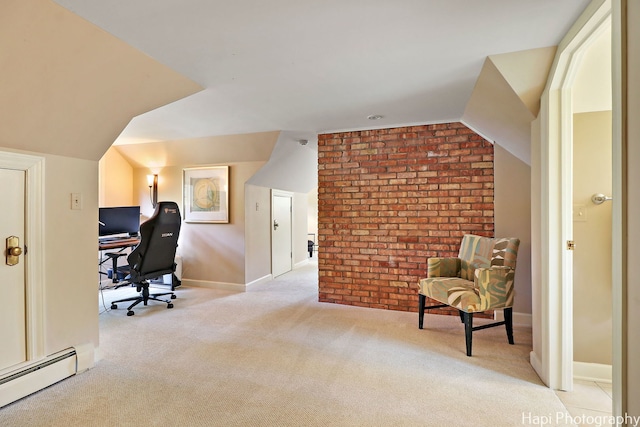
[71,193,82,210]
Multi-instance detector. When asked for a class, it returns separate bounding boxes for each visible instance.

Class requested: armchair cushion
[419,277,478,311]
[475,266,516,310]
[427,257,460,278]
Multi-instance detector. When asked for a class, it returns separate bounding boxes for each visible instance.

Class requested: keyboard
[99,236,124,243]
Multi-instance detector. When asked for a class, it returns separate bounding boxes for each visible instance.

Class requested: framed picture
[183,166,230,223]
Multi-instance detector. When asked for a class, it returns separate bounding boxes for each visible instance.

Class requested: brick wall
[317,122,494,312]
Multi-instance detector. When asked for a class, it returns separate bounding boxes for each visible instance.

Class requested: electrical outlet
[71,193,82,210]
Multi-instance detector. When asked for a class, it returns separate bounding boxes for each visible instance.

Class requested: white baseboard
[573,361,612,383]
[182,274,272,292]
[294,259,310,269]
[246,274,273,288]
[493,310,532,327]
[0,348,79,408]
[182,279,246,291]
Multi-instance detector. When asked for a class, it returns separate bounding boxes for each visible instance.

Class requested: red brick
[318,123,494,312]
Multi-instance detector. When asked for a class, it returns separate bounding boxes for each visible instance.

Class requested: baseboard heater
[0,348,78,408]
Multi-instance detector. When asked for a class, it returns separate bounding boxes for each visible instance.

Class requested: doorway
[571,21,613,387]
[536,0,616,398]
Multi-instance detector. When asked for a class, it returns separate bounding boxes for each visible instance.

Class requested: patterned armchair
[417,234,520,356]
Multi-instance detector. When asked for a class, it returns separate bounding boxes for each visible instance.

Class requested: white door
[0,168,27,371]
[272,191,292,277]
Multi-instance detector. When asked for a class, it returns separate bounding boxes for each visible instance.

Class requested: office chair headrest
[150,201,181,225]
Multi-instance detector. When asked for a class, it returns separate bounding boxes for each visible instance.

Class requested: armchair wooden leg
[504,307,514,345]
[463,312,473,356]
[458,310,464,323]
[418,294,425,329]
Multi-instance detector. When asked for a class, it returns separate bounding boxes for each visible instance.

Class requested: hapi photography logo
[522,411,640,426]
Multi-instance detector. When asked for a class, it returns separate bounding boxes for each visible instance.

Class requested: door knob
[6,236,22,266]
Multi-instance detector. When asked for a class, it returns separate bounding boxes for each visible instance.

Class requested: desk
[99,237,140,251]
[99,237,140,285]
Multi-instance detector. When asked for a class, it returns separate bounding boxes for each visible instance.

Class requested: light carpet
[0,261,571,426]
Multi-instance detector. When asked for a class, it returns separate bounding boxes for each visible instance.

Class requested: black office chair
[110,201,182,316]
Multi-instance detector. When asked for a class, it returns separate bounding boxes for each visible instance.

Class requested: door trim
[271,189,293,277]
[537,0,612,392]
[0,151,45,365]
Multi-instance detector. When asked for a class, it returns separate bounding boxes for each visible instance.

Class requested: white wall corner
[530,350,546,385]
[74,343,95,373]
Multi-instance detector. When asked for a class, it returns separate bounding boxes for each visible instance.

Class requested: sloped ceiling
[573,25,612,113]
[51,0,591,145]
[0,0,202,161]
[462,47,557,165]
[246,131,319,193]
[113,131,280,169]
[1,0,594,187]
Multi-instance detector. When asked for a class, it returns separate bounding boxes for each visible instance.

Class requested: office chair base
[110,285,176,316]
[127,302,174,316]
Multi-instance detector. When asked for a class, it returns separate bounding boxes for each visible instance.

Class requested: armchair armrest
[427,257,461,278]
[474,266,516,310]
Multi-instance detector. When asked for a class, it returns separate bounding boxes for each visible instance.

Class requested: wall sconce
[147,174,158,209]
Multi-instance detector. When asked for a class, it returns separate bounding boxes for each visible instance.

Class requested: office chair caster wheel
[167,303,174,309]
[171,294,176,299]
[111,303,117,309]
[127,310,134,316]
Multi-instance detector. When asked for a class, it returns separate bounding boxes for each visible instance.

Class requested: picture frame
[182,166,230,223]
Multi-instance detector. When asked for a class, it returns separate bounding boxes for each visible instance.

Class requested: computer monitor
[98,206,141,237]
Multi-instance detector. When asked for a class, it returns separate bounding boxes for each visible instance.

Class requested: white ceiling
[52,0,591,145]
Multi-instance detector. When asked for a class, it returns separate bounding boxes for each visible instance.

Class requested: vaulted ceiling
[52,0,591,148]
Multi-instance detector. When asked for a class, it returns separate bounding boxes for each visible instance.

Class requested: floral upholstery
[418,235,520,313]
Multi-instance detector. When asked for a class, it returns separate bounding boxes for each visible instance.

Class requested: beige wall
[130,162,266,286]
[573,26,612,114]
[572,111,612,365]
[530,115,542,365]
[44,153,100,352]
[244,184,273,283]
[494,143,532,316]
[99,148,133,207]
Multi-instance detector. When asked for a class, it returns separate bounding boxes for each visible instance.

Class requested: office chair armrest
[427,257,461,278]
[474,266,516,310]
